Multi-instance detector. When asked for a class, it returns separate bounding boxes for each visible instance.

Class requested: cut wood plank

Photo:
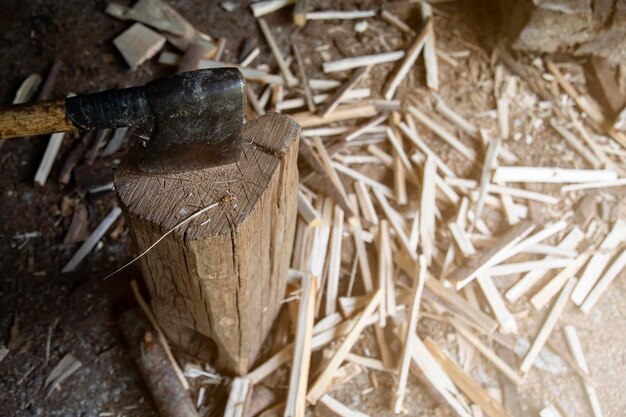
[290,104,378,128]
[493,167,618,184]
[306,10,376,20]
[520,278,576,373]
[505,227,585,303]
[571,219,626,305]
[307,290,382,404]
[392,255,426,413]
[384,19,431,100]
[318,394,370,417]
[421,3,438,91]
[449,221,536,289]
[326,206,344,315]
[62,207,122,272]
[450,318,522,385]
[34,132,66,186]
[476,275,518,334]
[399,121,455,177]
[550,119,601,168]
[251,0,296,17]
[293,0,308,26]
[113,23,166,70]
[424,338,513,417]
[224,377,251,417]
[284,276,316,417]
[257,18,298,87]
[408,106,477,162]
[563,325,604,417]
[298,191,322,228]
[323,51,405,73]
[292,43,316,112]
[488,258,573,276]
[372,188,416,260]
[333,162,395,198]
[411,335,473,417]
[420,158,437,264]
[580,246,626,314]
[354,181,378,226]
[472,133,501,229]
[320,66,370,117]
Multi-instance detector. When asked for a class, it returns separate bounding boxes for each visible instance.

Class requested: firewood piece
[473,133,501,229]
[326,207,344,315]
[580,246,626,313]
[433,94,478,138]
[318,395,370,417]
[520,278,576,373]
[63,204,89,244]
[34,132,66,186]
[410,335,472,417]
[113,113,300,375]
[380,9,414,35]
[571,219,626,305]
[102,127,129,157]
[62,206,122,272]
[284,276,316,417]
[251,0,296,17]
[450,318,522,385]
[354,181,378,226]
[247,85,266,116]
[372,189,416,260]
[496,98,509,140]
[119,309,198,417]
[113,23,166,70]
[323,51,405,73]
[298,191,322,227]
[85,129,112,165]
[550,119,601,168]
[276,88,370,112]
[14,74,42,105]
[506,226,585,304]
[306,10,376,20]
[384,19,430,100]
[343,114,388,143]
[420,158,436,264]
[57,131,91,184]
[257,18,298,87]
[399,122,455,178]
[292,44,316,112]
[290,104,378,128]
[408,106,477,162]
[424,338,513,417]
[307,290,382,404]
[563,325,604,417]
[392,255,426,413]
[421,3,438,91]
[293,0,308,25]
[449,220,535,289]
[477,275,518,334]
[320,66,370,118]
[561,177,626,193]
[493,167,618,184]
[448,222,475,257]
[332,162,394,198]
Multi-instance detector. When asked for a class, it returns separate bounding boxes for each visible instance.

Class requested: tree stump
[114,112,300,375]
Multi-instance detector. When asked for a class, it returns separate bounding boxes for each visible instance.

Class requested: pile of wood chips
[211,2,625,417]
[15,0,626,416]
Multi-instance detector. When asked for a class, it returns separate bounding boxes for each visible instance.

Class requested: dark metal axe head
[65,68,245,174]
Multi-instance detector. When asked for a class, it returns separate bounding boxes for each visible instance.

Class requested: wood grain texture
[114,112,300,375]
[0,99,75,139]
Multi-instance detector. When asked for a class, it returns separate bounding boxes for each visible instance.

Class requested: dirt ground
[0,1,625,417]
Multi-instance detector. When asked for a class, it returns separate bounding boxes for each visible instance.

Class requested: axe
[0,68,245,174]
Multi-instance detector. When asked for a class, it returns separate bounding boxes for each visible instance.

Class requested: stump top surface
[114,112,300,240]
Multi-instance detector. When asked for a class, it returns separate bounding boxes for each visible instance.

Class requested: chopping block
[113,112,300,375]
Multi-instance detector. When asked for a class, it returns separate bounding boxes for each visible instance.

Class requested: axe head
[139,68,245,174]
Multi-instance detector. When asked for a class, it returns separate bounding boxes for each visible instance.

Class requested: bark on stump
[114,112,300,375]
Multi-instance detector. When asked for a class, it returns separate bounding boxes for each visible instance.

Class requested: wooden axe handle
[0,98,77,139]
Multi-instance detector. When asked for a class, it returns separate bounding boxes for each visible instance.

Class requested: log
[113,113,300,375]
[118,309,198,417]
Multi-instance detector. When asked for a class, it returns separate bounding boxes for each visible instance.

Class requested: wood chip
[113,23,166,70]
